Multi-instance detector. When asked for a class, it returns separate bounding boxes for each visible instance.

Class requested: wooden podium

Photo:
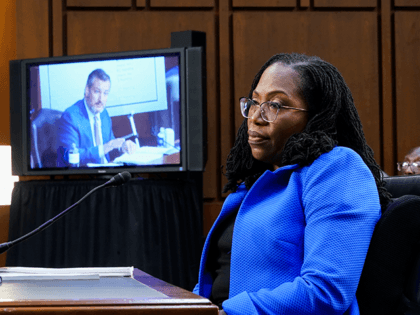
[0,268,219,314]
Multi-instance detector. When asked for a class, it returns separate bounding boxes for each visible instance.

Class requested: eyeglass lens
[398,162,420,172]
[241,98,278,122]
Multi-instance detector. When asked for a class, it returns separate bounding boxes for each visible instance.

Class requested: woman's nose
[248,106,266,125]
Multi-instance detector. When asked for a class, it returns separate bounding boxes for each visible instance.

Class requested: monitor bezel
[12,47,188,176]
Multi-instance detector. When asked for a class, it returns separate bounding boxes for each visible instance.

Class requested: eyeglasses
[240,97,309,123]
[397,162,420,173]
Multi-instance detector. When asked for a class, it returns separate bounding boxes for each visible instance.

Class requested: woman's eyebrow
[252,90,289,98]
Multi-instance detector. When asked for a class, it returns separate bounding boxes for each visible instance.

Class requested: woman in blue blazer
[193,53,391,315]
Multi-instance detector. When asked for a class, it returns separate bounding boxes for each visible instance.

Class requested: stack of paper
[113,146,180,165]
[0,266,133,281]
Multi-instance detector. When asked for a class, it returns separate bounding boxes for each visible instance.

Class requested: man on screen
[56,68,137,167]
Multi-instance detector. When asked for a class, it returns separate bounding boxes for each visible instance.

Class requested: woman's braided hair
[223,53,391,209]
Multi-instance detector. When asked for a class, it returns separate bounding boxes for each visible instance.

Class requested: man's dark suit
[56,99,115,166]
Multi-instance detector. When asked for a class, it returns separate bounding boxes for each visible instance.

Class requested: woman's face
[247,62,309,170]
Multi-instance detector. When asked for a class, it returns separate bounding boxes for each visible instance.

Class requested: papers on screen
[113,146,180,165]
[0,266,134,281]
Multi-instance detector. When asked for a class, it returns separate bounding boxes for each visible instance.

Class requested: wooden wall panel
[52,0,63,57]
[233,11,381,160]
[0,205,9,266]
[232,0,296,7]
[67,0,132,7]
[314,0,377,7]
[0,0,16,146]
[394,0,420,6]
[381,0,395,175]
[219,1,234,195]
[395,12,420,163]
[15,0,49,59]
[66,11,218,199]
[150,0,215,7]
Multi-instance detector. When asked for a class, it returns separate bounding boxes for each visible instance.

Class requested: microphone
[0,172,132,255]
[104,171,132,187]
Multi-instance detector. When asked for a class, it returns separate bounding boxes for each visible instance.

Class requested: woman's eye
[269,102,282,109]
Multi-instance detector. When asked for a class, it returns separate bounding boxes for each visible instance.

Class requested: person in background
[397,146,420,175]
[193,53,391,315]
[56,68,136,166]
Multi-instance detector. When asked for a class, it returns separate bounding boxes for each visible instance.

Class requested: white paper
[0,266,133,281]
[0,274,100,281]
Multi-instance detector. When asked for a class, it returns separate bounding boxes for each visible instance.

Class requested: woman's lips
[248,130,269,144]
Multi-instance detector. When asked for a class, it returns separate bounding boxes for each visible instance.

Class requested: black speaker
[171,31,207,171]
[9,60,24,175]
[171,30,206,49]
[185,46,207,171]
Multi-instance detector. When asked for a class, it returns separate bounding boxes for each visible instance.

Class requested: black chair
[384,175,420,199]
[356,175,420,315]
[30,108,62,168]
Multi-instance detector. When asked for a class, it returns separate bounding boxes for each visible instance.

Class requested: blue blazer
[56,99,115,166]
[193,147,381,315]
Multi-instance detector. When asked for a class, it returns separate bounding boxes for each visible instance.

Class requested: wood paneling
[0,0,16,146]
[395,0,420,6]
[150,0,215,7]
[301,0,310,7]
[67,0,132,7]
[232,0,296,7]
[66,11,218,199]
[16,0,49,59]
[137,0,146,7]
[381,0,394,175]
[233,11,381,159]
[219,1,234,195]
[314,0,377,7]
[0,205,9,266]
[395,12,420,163]
[52,0,63,57]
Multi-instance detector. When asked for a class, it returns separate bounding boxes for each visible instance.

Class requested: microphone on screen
[0,172,132,255]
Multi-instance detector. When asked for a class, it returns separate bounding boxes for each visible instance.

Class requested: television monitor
[10,47,206,176]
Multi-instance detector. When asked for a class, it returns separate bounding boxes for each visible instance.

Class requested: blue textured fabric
[193,146,381,314]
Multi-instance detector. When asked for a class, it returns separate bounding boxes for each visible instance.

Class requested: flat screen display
[23,50,184,174]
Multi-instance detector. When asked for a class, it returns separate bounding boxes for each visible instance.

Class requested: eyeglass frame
[239,97,309,123]
[397,161,420,172]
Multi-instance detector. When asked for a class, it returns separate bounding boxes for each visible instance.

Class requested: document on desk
[0,266,134,281]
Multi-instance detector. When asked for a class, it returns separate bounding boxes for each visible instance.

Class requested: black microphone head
[118,171,132,183]
[106,171,132,187]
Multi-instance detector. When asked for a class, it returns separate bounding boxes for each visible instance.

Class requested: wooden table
[0,268,218,314]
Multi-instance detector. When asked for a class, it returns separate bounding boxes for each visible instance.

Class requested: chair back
[356,194,420,315]
[31,108,62,168]
[383,175,420,198]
